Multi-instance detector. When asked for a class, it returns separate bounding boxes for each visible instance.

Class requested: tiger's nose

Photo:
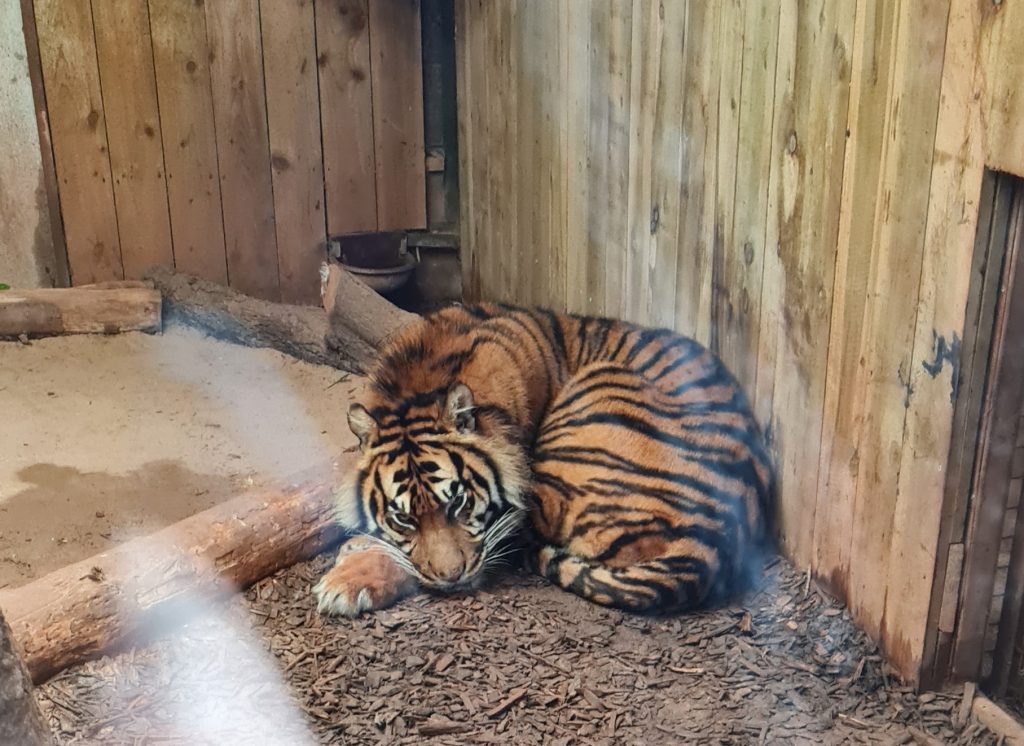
[426,558,466,584]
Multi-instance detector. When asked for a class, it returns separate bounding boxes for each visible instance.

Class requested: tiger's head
[344,382,530,592]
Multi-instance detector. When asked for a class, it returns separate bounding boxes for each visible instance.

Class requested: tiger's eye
[388,509,417,533]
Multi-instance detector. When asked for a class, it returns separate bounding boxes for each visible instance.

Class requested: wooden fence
[455,0,1024,682]
[31,0,426,304]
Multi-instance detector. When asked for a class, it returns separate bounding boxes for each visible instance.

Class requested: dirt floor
[0,325,361,589]
[36,553,996,745]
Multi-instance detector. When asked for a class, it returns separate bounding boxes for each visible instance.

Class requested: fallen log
[0,610,52,744]
[322,263,417,359]
[0,286,161,338]
[144,264,416,374]
[0,460,349,684]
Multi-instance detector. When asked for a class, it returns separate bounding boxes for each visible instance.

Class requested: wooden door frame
[922,170,1024,688]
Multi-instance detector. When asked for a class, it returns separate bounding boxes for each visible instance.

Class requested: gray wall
[0,0,64,288]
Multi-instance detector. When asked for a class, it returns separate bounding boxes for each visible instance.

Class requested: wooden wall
[30,0,427,303]
[455,0,1024,682]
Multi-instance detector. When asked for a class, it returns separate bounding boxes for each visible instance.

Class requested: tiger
[313,303,773,617]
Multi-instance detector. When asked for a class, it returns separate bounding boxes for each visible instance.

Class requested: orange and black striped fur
[313,303,773,617]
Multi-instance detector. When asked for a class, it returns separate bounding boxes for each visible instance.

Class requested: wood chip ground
[36,555,999,744]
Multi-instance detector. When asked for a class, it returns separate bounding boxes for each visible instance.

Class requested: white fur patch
[312,576,374,618]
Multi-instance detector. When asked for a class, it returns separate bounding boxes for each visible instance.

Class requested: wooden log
[0,461,348,684]
[323,263,418,358]
[0,610,52,745]
[145,264,416,374]
[0,286,161,338]
[972,694,1024,745]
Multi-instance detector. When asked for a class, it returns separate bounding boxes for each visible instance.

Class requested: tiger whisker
[345,533,426,582]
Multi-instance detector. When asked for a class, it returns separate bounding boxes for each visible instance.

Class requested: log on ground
[144,265,416,374]
[0,286,161,338]
[0,460,350,684]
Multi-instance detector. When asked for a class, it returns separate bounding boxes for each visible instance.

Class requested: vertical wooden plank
[553,0,569,310]
[485,0,507,302]
[463,0,492,299]
[840,0,948,657]
[711,0,742,355]
[644,0,687,329]
[756,0,855,567]
[33,0,123,283]
[314,0,377,236]
[513,0,540,306]
[149,0,228,284]
[814,0,899,605]
[600,0,633,319]
[718,0,779,395]
[622,0,659,325]
[499,0,520,305]
[261,0,327,305]
[895,0,987,682]
[369,0,427,230]
[673,0,718,344]
[91,0,173,280]
[206,0,280,300]
[453,0,475,297]
[984,1,1024,177]
[573,1,614,316]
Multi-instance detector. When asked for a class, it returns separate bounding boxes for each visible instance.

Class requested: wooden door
[926,172,1024,692]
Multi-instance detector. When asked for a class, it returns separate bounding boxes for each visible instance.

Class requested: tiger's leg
[313,536,419,617]
[533,540,719,613]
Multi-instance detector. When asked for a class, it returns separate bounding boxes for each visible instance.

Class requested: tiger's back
[526,311,773,612]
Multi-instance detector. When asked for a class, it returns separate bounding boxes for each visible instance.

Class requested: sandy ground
[37,554,996,745]
[0,325,361,589]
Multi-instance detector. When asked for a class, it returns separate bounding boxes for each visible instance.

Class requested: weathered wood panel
[314,0,378,236]
[91,0,174,280]
[757,0,854,570]
[33,0,122,283]
[29,0,427,301]
[717,0,779,395]
[456,0,1024,682]
[205,0,280,301]
[149,0,228,284]
[984,1,1024,179]
[842,0,948,658]
[261,0,327,305]
[369,0,427,231]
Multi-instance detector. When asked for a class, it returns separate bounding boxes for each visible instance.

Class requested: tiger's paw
[313,545,417,617]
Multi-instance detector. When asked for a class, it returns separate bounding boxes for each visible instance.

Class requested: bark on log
[0,460,349,684]
[0,286,161,338]
[144,265,416,374]
[0,610,52,745]
[323,264,418,359]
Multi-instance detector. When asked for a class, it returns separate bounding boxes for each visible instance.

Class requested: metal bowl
[340,253,417,294]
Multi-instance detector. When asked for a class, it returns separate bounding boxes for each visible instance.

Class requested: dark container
[332,231,405,269]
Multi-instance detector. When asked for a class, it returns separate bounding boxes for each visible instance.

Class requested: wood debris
[35,555,1001,744]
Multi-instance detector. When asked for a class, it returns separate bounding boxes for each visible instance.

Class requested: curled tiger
[313,303,774,617]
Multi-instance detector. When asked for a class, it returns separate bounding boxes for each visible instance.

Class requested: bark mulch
[36,554,997,745]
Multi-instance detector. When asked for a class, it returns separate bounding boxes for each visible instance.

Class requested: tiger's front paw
[313,544,417,617]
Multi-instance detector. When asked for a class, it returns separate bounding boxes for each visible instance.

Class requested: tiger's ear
[347,404,378,450]
[443,382,476,433]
